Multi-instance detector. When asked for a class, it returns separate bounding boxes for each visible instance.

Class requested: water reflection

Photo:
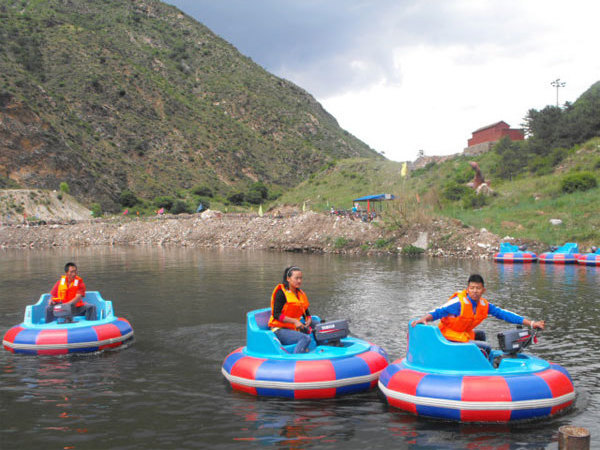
[1,248,598,449]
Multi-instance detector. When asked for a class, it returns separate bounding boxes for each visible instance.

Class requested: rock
[549,219,563,226]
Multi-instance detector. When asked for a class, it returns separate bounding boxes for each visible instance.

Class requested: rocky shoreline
[0,209,527,258]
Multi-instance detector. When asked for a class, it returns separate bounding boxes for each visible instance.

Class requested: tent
[352,193,395,213]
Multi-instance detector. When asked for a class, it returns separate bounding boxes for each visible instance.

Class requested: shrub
[153,195,174,209]
[442,181,471,201]
[119,189,139,207]
[462,192,488,209]
[170,199,192,214]
[59,181,70,194]
[191,184,214,197]
[401,245,425,255]
[227,191,245,205]
[334,237,349,248]
[560,172,598,193]
[245,189,263,205]
[90,203,102,218]
[374,238,393,249]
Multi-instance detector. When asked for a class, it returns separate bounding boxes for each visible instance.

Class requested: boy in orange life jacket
[45,262,97,323]
[412,274,545,353]
[268,266,313,353]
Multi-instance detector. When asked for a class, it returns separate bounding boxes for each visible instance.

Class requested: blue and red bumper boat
[3,291,134,355]
[378,322,575,422]
[494,243,537,263]
[539,243,580,264]
[222,308,389,399]
[577,247,600,266]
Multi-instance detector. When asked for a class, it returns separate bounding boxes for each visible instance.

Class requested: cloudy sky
[166,0,600,162]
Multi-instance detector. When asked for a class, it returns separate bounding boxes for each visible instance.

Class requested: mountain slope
[0,0,379,210]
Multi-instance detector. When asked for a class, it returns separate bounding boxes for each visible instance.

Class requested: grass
[269,138,600,247]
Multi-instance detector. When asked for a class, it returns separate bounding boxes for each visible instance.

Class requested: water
[0,247,598,449]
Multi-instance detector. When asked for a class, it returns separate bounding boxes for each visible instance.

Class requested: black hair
[64,262,77,273]
[468,274,484,286]
[282,266,301,289]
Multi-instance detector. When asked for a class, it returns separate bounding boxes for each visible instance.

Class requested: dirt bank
[0,208,528,258]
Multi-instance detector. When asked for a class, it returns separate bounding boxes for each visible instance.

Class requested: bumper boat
[222,308,389,399]
[577,247,600,266]
[3,291,134,355]
[378,322,575,422]
[538,243,579,264]
[494,243,537,263]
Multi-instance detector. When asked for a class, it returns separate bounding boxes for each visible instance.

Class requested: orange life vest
[52,275,85,307]
[438,289,489,342]
[268,283,310,330]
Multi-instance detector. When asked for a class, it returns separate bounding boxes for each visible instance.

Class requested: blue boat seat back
[246,308,322,356]
[407,320,492,371]
[499,242,519,253]
[25,291,115,325]
[555,242,579,254]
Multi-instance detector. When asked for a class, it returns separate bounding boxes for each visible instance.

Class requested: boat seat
[407,320,492,371]
[499,242,519,253]
[556,242,579,254]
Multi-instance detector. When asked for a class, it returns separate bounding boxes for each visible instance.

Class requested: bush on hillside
[560,172,598,193]
[227,192,245,205]
[170,199,192,214]
[119,189,139,207]
[462,192,488,209]
[59,182,70,194]
[90,203,102,218]
[153,195,174,210]
[442,181,471,201]
[191,184,214,197]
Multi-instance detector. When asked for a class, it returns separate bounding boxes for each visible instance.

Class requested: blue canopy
[353,193,395,202]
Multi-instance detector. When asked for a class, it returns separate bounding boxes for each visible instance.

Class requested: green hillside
[0,0,379,210]
[275,139,600,248]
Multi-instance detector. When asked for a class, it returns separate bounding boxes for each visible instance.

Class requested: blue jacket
[429,294,524,324]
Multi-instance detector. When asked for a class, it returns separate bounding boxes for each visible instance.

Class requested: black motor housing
[497,328,533,354]
[314,320,349,345]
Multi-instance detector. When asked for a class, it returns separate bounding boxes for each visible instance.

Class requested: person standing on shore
[268,266,313,353]
[45,262,96,323]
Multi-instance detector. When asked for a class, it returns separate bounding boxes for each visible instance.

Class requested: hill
[0,0,379,211]
[272,136,600,248]
[0,189,91,223]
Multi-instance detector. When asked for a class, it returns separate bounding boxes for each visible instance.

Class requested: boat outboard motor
[314,320,349,346]
[518,244,527,251]
[52,303,74,323]
[497,327,535,355]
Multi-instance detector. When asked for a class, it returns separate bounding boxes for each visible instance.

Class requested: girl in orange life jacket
[412,274,545,355]
[269,266,313,354]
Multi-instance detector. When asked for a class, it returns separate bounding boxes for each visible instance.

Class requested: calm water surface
[0,247,598,449]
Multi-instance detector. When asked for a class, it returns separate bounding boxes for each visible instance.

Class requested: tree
[491,137,525,180]
[119,189,139,207]
[59,181,70,194]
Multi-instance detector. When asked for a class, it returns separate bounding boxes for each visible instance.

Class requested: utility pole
[550,78,566,107]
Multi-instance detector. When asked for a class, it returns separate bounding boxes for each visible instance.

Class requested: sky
[166,0,600,162]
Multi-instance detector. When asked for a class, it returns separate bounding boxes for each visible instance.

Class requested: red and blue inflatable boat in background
[222,308,389,399]
[577,246,600,266]
[3,291,134,355]
[494,243,537,263]
[538,243,580,264]
[378,321,575,422]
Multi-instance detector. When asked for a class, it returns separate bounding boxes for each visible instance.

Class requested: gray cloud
[166,1,553,96]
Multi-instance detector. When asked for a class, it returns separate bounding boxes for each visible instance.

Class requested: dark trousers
[473,329,491,357]
[45,303,97,323]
